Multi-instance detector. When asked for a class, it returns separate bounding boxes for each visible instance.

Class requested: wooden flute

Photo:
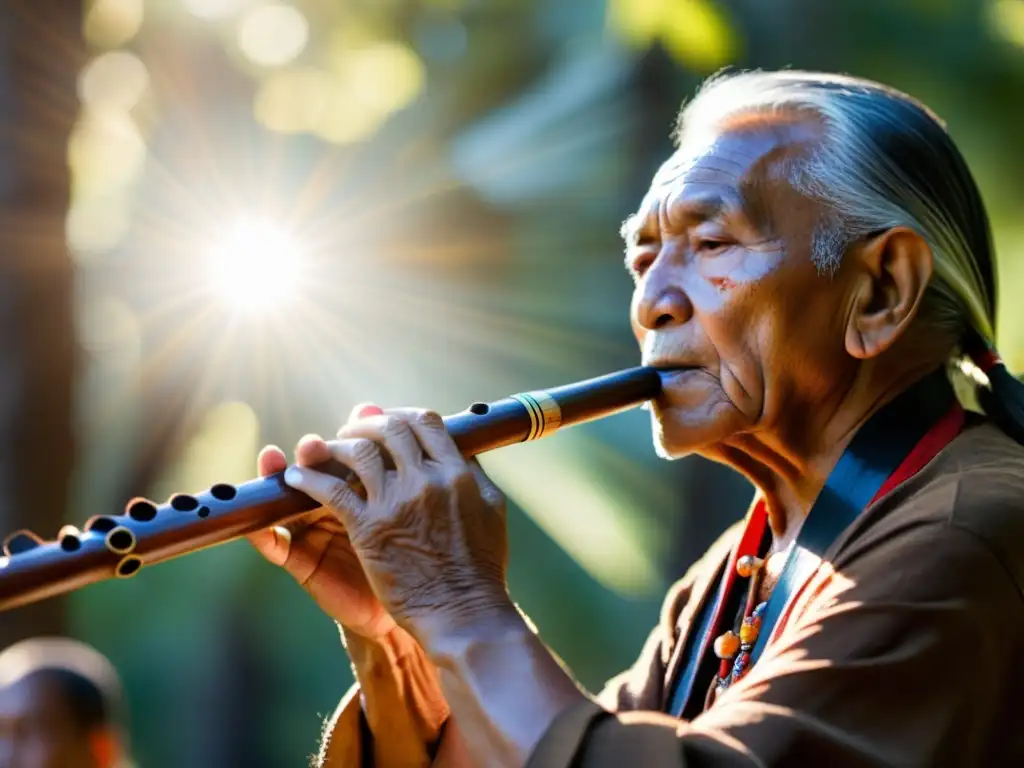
[0,366,667,612]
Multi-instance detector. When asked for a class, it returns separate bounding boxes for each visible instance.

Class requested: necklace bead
[739,613,763,645]
[736,555,764,578]
[713,631,740,659]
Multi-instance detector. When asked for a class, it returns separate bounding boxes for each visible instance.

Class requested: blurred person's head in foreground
[0,638,129,768]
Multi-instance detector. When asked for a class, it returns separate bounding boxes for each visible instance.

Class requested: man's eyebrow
[677,193,733,223]
[620,193,735,245]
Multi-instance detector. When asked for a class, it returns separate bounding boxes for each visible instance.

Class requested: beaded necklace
[705,554,770,708]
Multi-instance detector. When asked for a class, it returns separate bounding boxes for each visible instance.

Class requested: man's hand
[263,405,583,766]
[247,404,397,640]
[280,406,515,648]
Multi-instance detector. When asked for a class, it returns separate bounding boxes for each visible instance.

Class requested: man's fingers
[325,438,386,499]
[257,445,288,477]
[295,434,333,467]
[284,465,366,528]
[388,408,464,465]
[339,415,425,473]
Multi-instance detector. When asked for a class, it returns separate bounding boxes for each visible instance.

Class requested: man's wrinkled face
[0,677,99,768]
[625,118,856,460]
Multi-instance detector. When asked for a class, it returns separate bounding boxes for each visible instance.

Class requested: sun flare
[206,219,301,312]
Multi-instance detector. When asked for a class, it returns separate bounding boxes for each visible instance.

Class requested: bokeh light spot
[84,0,144,49]
[237,3,309,67]
[337,42,426,116]
[67,195,132,261]
[253,67,331,133]
[660,0,737,71]
[79,51,150,112]
[989,0,1024,48]
[607,0,738,72]
[183,0,250,20]
[68,110,147,197]
[314,101,387,145]
[606,0,666,46]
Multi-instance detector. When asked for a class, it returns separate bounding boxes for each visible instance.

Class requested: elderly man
[250,70,1024,766]
[0,638,131,768]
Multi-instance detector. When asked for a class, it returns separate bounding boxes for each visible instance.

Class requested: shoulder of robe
[836,419,1024,599]
[942,421,1024,595]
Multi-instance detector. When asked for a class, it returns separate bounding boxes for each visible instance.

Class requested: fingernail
[350,403,384,421]
[284,466,303,487]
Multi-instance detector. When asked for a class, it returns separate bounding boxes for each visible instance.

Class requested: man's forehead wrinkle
[633,138,781,238]
[654,141,767,187]
[661,124,823,239]
[652,141,781,217]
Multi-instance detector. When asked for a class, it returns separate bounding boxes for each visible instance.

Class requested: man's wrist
[417,600,587,764]
[420,600,532,672]
[339,622,451,738]
[339,623,396,669]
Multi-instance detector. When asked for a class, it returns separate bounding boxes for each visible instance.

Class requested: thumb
[284,465,366,529]
[247,525,292,566]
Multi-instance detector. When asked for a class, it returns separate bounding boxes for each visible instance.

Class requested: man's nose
[633,267,693,331]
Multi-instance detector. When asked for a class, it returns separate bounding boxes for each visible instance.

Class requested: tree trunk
[0,1,82,647]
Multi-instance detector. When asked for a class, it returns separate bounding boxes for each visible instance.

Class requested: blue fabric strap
[749,370,954,664]
[665,562,723,717]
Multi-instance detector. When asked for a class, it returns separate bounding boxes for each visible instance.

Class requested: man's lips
[643,365,695,390]
[640,366,698,409]
[646,363,697,376]
[655,367,699,383]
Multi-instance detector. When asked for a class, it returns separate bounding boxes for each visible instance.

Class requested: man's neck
[719,360,944,551]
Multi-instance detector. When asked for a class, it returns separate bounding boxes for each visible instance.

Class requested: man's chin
[649,405,737,460]
[653,439,696,461]
[652,433,704,460]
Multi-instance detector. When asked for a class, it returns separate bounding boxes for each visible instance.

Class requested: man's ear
[844,227,933,360]
[88,728,122,768]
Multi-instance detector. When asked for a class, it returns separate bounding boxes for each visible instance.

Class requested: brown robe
[320,418,1024,767]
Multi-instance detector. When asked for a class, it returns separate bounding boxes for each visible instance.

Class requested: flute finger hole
[59,535,81,553]
[210,483,237,501]
[170,494,199,512]
[86,516,119,533]
[126,499,157,522]
[115,556,142,579]
[197,506,210,518]
[3,532,42,556]
[469,402,489,415]
[105,527,136,555]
